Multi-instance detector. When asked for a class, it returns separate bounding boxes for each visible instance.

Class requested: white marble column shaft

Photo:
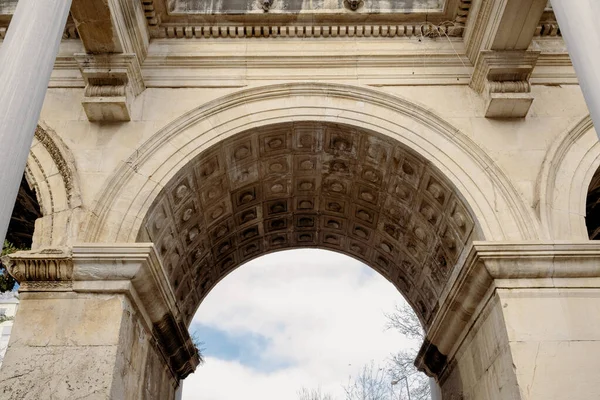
[552,0,600,140]
[0,0,72,244]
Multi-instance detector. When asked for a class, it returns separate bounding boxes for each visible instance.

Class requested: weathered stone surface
[0,0,599,399]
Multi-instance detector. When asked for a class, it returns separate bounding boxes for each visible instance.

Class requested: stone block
[485,92,535,118]
[82,96,131,122]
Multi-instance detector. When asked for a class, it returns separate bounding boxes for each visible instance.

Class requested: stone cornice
[3,244,200,380]
[416,241,600,380]
[152,22,466,40]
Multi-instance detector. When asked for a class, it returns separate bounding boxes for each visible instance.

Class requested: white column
[0,0,72,244]
[552,0,600,140]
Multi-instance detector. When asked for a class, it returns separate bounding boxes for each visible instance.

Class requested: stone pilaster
[416,242,600,400]
[0,244,199,400]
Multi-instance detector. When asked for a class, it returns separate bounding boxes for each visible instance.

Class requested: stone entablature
[0,0,574,121]
[0,0,563,41]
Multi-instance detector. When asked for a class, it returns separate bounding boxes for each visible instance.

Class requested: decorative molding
[152,22,466,40]
[141,0,159,26]
[2,248,73,284]
[34,124,82,209]
[534,21,560,37]
[536,115,598,240]
[471,50,539,93]
[139,0,472,39]
[415,241,600,380]
[534,5,560,37]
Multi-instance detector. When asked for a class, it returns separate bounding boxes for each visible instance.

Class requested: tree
[297,387,335,400]
[385,302,431,400]
[189,329,205,364]
[298,301,431,400]
[0,241,19,292]
[344,361,393,400]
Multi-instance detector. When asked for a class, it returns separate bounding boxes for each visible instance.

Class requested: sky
[182,249,421,400]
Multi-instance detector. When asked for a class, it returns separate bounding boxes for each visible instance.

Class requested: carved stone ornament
[345,0,363,11]
[2,248,73,291]
[260,0,273,11]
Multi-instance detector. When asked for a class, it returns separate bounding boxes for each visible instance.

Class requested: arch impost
[416,240,600,380]
[4,243,200,380]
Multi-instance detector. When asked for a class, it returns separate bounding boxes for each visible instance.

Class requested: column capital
[416,241,600,379]
[3,243,200,380]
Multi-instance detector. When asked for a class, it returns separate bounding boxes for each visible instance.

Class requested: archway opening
[1,174,41,292]
[586,166,600,240]
[138,120,479,330]
[5,174,41,250]
[182,248,431,400]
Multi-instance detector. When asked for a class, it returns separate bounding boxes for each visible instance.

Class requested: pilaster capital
[416,241,600,380]
[3,243,200,380]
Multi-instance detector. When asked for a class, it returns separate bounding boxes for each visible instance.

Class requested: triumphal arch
[0,0,600,399]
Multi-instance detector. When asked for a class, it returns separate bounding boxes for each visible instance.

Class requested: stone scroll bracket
[470,50,540,118]
[465,0,547,118]
[70,0,149,122]
[75,53,145,122]
[415,241,600,382]
[3,243,200,381]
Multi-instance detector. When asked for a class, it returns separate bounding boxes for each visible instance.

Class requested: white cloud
[183,249,422,400]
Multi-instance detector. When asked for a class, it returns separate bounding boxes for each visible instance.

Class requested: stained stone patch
[139,122,476,326]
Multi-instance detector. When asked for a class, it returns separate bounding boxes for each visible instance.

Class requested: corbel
[470,50,540,118]
[75,53,145,122]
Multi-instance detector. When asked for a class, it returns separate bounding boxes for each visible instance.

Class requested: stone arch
[84,83,539,247]
[25,123,82,247]
[138,121,480,327]
[536,115,600,240]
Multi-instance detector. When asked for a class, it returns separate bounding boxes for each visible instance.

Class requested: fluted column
[0,0,72,244]
[552,0,600,140]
